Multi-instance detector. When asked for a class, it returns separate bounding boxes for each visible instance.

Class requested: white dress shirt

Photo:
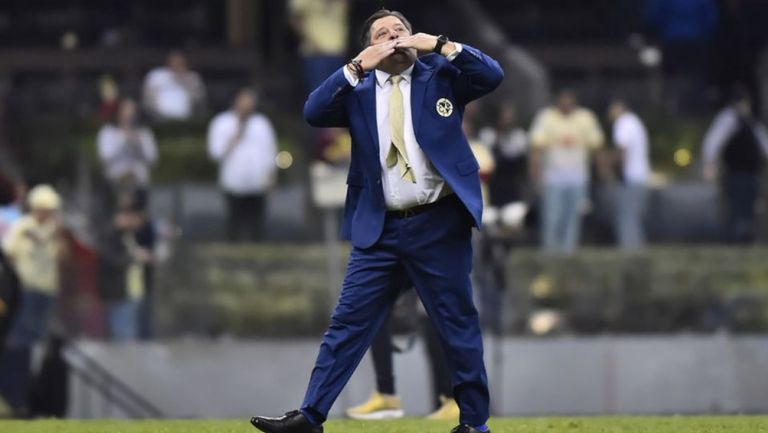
[613,112,651,184]
[343,45,462,210]
[208,111,278,195]
[97,125,158,186]
[143,67,205,120]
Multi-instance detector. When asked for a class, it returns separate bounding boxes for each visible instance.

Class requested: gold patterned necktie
[386,75,415,183]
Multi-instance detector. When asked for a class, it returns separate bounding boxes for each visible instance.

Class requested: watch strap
[433,35,448,54]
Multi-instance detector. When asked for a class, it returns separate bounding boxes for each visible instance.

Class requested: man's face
[118,99,137,125]
[556,93,577,114]
[608,102,624,122]
[369,16,416,68]
[499,105,516,127]
[735,99,752,117]
[168,53,188,73]
[33,208,55,223]
[235,92,256,115]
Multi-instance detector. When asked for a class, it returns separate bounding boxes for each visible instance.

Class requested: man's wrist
[342,64,360,87]
[442,42,462,61]
[433,35,449,54]
[440,41,457,57]
[348,59,365,78]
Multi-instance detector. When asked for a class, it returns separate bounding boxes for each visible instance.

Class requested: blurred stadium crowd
[1,0,768,418]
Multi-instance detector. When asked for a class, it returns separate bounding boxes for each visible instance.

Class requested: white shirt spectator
[613,111,651,184]
[208,111,278,195]
[97,125,158,186]
[143,67,205,120]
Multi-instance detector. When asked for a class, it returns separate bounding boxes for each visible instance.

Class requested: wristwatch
[433,35,448,54]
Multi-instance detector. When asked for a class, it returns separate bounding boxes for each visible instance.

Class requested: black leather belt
[386,194,457,219]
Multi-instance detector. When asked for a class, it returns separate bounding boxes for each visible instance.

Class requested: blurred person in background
[529,90,604,253]
[3,185,66,347]
[345,319,405,421]
[608,100,652,250]
[346,296,460,422]
[97,98,158,201]
[702,89,768,243]
[463,111,496,207]
[208,88,277,243]
[313,128,351,166]
[97,190,155,341]
[289,0,350,92]
[0,177,20,352]
[142,50,206,121]
[479,103,529,207]
[0,178,27,243]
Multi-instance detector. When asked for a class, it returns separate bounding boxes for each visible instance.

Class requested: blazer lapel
[410,60,436,137]
[355,73,379,153]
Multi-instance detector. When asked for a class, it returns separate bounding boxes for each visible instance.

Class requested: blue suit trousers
[301,196,490,426]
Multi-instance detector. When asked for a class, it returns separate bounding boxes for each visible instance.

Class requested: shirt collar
[375,64,414,88]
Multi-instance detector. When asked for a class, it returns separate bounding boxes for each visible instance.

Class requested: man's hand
[354,40,398,72]
[395,33,457,56]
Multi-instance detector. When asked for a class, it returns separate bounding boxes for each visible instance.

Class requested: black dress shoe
[250,410,323,433]
[450,425,491,433]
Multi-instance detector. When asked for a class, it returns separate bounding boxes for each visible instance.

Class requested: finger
[394,40,411,49]
[373,42,393,54]
[395,36,414,46]
[379,47,396,58]
[382,43,398,54]
[376,40,397,49]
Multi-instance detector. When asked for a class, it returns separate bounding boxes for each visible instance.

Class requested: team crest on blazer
[436,98,453,117]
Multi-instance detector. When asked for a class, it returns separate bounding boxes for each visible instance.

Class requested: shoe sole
[347,409,405,420]
[250,417,324,433]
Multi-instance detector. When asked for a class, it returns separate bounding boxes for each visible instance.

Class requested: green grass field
[0,417,767,433]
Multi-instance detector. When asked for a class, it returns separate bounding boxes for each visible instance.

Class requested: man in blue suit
[251,9,503,433]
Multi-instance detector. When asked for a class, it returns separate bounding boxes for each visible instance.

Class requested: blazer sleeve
[303,67,355,128]
[449,44,504,105]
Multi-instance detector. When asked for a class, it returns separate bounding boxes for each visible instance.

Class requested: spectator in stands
[529,90,604,253]
[0,178,26,243]
[479,103,529,207]
[98,190,155,341]
[345,298,461,422]
[97,98,158,198]
[289,0,349,92]
[208,88,278,242]
[608,100,652,250]
[0,177,20,354]
[142,50,206,121]
[702,89,768,243]
[463,111,495,206]
[3,185,66,346]
[313,128,351,166]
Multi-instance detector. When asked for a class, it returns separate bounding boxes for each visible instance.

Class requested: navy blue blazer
[304,44,504,248]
